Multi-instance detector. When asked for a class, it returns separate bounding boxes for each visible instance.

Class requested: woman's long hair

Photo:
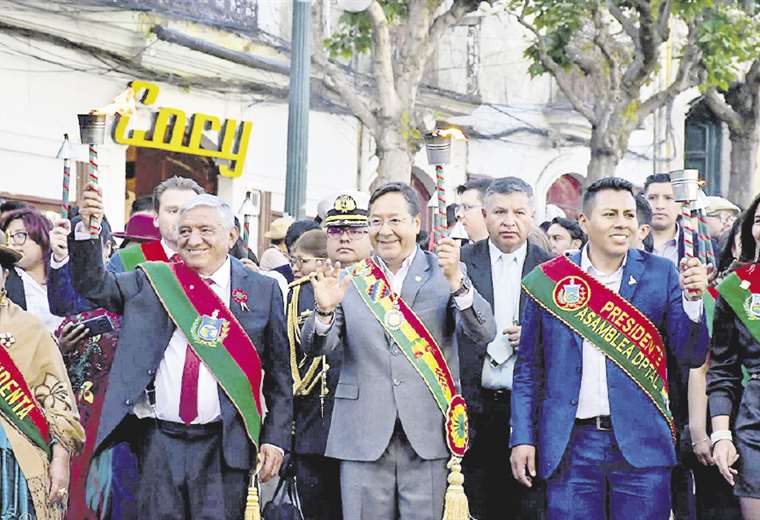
[0,207,53,276]
[738,192,760,263]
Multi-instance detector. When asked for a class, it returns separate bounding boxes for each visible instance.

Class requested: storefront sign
[113,80,252,178]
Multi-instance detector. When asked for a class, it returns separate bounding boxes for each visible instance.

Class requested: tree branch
[366,0,400,116]
[607,1,639,42]
[515,10,597,123]
[311,2,379,133]
[638,20,702,119]
[704,88,744,133]
[622,1,667,93]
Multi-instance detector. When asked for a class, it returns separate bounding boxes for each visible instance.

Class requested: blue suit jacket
[69,238,293,470]
[510,248,709,478]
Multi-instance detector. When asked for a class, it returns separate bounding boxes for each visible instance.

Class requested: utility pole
[284,0,311,219]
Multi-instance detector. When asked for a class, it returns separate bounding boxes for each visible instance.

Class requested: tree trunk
[374,126,414,185]
[728,129,760,208]
[585,148,620,185]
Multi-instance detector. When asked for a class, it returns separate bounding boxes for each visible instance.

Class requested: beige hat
[706,196,740,216]
[264,216,294,240]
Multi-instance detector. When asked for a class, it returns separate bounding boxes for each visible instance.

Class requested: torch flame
[90,86,137,117]
[434,127,467,141]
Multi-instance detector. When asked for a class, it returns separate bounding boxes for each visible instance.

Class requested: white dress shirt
[15,267,64,332]
[576,246,703,418]
[653,224,680,266]
[481,241,526,390]
[132,257,230,423]
[315,247,473,335]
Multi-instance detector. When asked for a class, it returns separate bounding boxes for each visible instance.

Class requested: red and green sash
[139,261,264,446]
[704,287,718,337]
[0,347,50,457]
[522,256,674,439]
[717,264,760,346]
[118,240,169,272]
[350,258,468,458]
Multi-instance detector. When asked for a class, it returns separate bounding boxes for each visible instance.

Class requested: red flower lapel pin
[232,288,250,312]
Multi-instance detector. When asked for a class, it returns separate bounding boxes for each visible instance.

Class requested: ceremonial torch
[694,189,716,268]
[423,128,466,244]
[671,169,703,298]
[77,113,106,238]
[79,86,137,238]
[238,190,260,256]
[56,134,73,219]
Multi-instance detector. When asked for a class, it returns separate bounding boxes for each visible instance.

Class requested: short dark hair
[582,177,635,214]
[551,217,586,244]
[369,182,421,216]
[643,173,672,193]
[152,176,204,213]
[456,178,492,200]
[635,194,652,225]
[0,200,28,215]
[739,193,760,262]
[484,176,533,203]
[292,229,328,258]
[131,196,154,214]
[285,219,321,253]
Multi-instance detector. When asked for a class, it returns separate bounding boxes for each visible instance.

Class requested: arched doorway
[685,100,722,195]
[546,173,583,219]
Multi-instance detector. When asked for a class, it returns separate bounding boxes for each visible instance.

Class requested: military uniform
[288,276,342,520]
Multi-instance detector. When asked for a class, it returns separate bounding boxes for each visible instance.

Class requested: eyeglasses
[8,231,28,246]
[368,217,411,229]
[326,227,369,238]
[292,256,326,267]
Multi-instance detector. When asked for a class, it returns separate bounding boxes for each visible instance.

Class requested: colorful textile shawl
[717,263,760,347]
[139,261,264,446]
[350,257,468,458]
[0,343,50,458]
[522,255,674,439]
[113,240,168,272]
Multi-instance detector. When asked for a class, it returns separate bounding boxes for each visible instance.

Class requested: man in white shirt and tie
[460,177,552,519]
[70,189,292,519]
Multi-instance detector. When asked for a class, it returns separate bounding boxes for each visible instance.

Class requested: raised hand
[50,218,72,262]
[436,237,464,291]
[309,260,351,313]
[78,185,104,229]
[679,257,708,300]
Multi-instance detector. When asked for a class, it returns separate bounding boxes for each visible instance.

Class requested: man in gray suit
[301,182,496,519]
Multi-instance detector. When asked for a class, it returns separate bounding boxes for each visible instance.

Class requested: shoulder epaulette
[288,275,311,289]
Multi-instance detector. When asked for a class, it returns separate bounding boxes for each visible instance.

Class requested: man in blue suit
[510,177,710,519]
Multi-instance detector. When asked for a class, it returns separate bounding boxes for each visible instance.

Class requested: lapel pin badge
[414,275,422,282]
[232,288,250,312]
[628,275,637,286]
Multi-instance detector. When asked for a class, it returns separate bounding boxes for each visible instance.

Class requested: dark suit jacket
[459,240,552,415]
[69,238,293,470]
[289,281,342,456]
[511,249,709,478]
[5,267,26,310]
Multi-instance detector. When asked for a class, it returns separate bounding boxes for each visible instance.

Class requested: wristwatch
[451,276,471,297]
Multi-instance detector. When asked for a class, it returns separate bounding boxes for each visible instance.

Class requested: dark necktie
[178,277,214,424]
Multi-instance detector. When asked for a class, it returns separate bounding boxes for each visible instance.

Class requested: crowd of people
[0,171,756,520]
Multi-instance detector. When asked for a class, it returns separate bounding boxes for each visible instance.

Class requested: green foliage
[694,3,760,91]
[513,0,757,91]
[323,0,410,60]
[512,0,591,77]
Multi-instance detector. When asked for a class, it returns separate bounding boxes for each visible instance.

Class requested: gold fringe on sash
[442,456,469,520]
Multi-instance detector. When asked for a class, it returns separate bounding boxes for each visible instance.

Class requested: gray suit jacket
[301,249,496,462]
[69,238,293,470]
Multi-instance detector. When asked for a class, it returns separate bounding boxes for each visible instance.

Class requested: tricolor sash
[522,256,674,439]
[717,263,760,346]
[0,346,50,457]
[116,240,169,272]
[350,258,468,458]
[139,261,264,446]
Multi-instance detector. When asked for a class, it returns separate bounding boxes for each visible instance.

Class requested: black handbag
[262,473,305,520]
